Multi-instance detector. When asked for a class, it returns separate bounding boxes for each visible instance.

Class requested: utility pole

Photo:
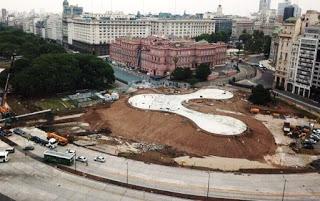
[282,179,287,201]
[207,171,211,198]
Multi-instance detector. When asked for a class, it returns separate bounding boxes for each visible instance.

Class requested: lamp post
[206,171,211,198]
[282,178,287,201]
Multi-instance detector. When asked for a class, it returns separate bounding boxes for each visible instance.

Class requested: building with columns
[110,36,227,76]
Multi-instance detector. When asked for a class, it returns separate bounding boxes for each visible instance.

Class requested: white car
[48,138,57,144]
[313,129,320,134]
[76,156,88,163]
[48,144,57,149]
[66,149,76,154]
[94,156,105,163]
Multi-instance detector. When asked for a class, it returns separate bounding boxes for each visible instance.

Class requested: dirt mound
[82,93,276,160]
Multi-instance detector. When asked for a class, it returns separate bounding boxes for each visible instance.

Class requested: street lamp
[206,171,211,198]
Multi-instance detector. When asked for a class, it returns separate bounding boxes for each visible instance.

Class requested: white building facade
[150,19,215,38]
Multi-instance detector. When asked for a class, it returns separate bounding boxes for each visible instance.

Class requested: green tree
[10,54,115,97]
[195,64,211,81]
[249,84,272,105]
[171,67,192,81]
[194,31,231,43]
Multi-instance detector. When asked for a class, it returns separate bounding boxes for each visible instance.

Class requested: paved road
[0,144,187,201]
[274,90,320,113]
[6,134,320,201]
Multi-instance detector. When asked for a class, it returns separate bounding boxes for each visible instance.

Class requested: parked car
[305,139,317,144]
[94,156,105,163]
[13,128,26,136]
[5,147,15,154]
[31,136,49,146]
[4,130,12,136]
[66,149,76,154]
[23,145,34,151]
[310,134,320,141]
[76,156,88,163]
[313,129,320,134]
[303,143,314,149]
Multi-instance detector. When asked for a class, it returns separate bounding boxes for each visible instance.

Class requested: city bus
[43,150,75,166]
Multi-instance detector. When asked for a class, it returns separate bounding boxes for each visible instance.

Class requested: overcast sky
[2,0,320,16]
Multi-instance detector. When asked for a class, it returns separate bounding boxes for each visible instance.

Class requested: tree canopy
[239,30,271,57]
[0,26,115,97]
[0,26,65,59]
[249,84,272,105]
[171,67,192,81]
[195,64,212,81]
[3,54,115,97]
[194,31,231,43]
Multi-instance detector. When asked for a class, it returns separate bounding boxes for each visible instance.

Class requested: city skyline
[2,0,319,16]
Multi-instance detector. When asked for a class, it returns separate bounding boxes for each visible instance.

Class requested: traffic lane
[67,144,320,201]
[6,134,320,200]
[0,143,187,201]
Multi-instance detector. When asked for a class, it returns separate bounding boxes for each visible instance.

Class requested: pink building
[110,37,227,76]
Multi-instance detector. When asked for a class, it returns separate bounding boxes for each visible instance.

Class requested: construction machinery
[47,132,69,146]
[0,53,15,119]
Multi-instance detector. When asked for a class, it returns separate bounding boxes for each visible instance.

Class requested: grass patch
[35,98,75,111]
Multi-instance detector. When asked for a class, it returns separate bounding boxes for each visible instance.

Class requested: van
[0,151,9,162]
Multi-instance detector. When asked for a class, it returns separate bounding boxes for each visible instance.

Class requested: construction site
[1,83,319,172]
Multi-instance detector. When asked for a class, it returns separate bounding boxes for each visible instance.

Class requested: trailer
[43,150,75,166]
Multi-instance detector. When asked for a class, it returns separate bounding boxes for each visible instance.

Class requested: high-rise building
[259,0,271,12]
[287,26,320,98]
[1,8,7,23]
[283,6,295,21]
[278,0,291,16]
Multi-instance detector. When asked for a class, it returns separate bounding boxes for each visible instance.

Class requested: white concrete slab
[128,89,247,135]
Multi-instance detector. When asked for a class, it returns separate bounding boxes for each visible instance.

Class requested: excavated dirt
[82,89,276,160]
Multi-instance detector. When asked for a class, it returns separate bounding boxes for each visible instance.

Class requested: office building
[259,0,271,12]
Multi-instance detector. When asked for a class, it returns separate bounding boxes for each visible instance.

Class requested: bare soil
[82,89,277,160]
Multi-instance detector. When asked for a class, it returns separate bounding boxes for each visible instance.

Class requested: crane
[0,53,15,118]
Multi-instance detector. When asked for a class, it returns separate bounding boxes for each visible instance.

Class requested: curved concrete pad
[128,89,247,136]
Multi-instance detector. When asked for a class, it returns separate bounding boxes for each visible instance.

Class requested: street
[2,133,320,201]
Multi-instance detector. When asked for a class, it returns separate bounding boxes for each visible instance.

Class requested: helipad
[128,89,247,136]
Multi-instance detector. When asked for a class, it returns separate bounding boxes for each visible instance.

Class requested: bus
[43,150,75,166]
[0,151,9,163]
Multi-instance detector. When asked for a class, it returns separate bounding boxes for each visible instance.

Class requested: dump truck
[47,132,68,146]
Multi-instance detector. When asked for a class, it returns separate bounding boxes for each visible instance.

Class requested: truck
[283,121,291,133]
[43,150,75,166]
[0,151,9,163]
[47,132,68,146]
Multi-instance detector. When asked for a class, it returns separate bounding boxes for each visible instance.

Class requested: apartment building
[274,17,301,90]
[287,26,320,98]
[110,36,227,76]
[46,14,62,42]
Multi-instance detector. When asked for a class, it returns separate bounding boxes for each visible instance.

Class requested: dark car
[5,147,15,154]
[13,128,26,136]
[4,130,12,136]
[303,143,314,150]
[23,145,34,151]
[31,136,48,146]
